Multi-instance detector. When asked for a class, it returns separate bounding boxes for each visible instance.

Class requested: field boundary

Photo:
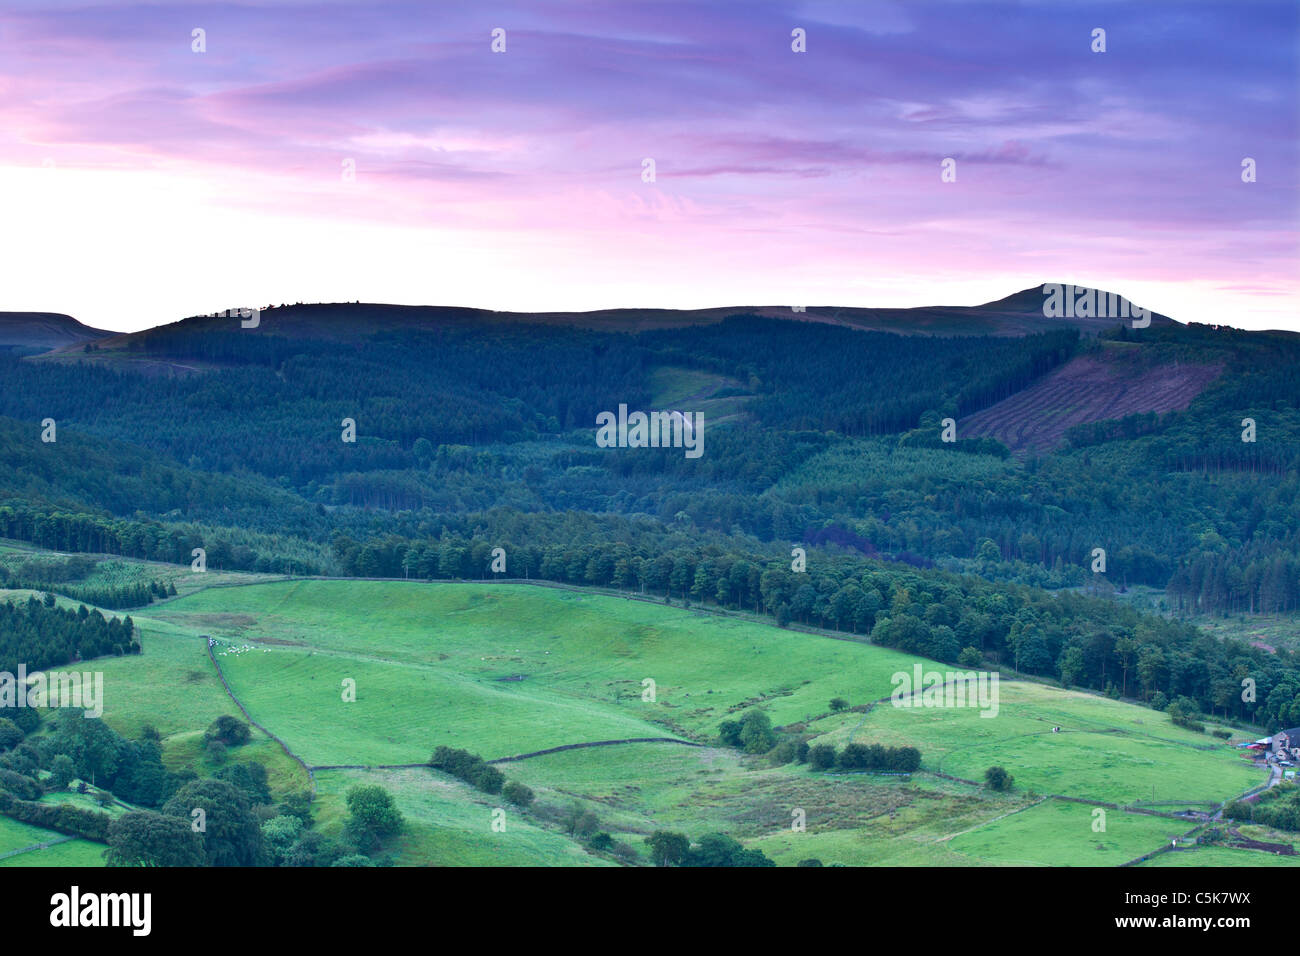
[0,834,77,861]
[205,637,317,796]
[488,737,703,764]
[308,737,703,772]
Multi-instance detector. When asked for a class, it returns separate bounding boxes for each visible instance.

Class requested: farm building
[1269,728,1300,760]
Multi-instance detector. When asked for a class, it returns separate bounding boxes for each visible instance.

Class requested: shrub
[738,711,778,754]
[204,715,251,747]
[278,790,315,825]
[0,718,23,752]
[767,740,798,765]
[345,785,403,837]
[808,744,837,770]
[429,746,505,794]
[0,768,41,801]
[503,781,534,807]
[985,766,1014,791]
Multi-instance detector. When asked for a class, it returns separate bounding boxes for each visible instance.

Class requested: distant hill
[33,284,1179,361]
[0,312,112,355]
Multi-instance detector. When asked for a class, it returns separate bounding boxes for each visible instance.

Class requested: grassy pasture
[1140,845,1300,867]
[313,768,613,866]
[37,791,129,817]
[0,814,67,854]
[7,565,1268,867]
[947,799,1191,866]
[0,839,106,867]
[216,643,667,765]
[809,680,1263,806]
[156,580,925,743]
[502,742,1009,864]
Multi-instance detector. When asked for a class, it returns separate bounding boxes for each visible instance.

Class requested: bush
[0,768,41,801]
[738,711,777,754]
[278,790,315,825]
[0,790,111,841]
[985,766,1014,791]
[563,803,600,838]
[429,746,506,794]
[829,697,848,713]
[838,743,871,770]
[204,715,251,747]
[261,815,305,866]
[502,781,534,807]
[720,711,778,753]
[684,832,776,867]
[808,744,837,770]
[767,740,799,765]
[470,764,505,795]
[0,718,23,752]
[345,785,403,837]
[832,742,920,773]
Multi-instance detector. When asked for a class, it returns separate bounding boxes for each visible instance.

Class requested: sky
[0,0,1296,333]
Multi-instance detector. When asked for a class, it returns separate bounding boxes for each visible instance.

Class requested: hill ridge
[32,283,1180,352]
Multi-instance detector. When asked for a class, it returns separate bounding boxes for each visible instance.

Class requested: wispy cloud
[0,0,1294,330]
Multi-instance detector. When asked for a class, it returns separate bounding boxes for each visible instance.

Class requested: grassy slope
[128,577,1267,865]
[153,580,927,750]
[809,680,1260,806]
[0,815,105,867]
[6,557,1273,867]
[313,768,614,866]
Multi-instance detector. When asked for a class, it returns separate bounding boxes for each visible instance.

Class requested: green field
[0,816,105,867]
[1140,845,1300,867]
[313,768,616,866]
[153,580,926,755]
[0,839,106,867]
[809,680,1261,806]
[947,799,1192,866]
[2,570,1272,867]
